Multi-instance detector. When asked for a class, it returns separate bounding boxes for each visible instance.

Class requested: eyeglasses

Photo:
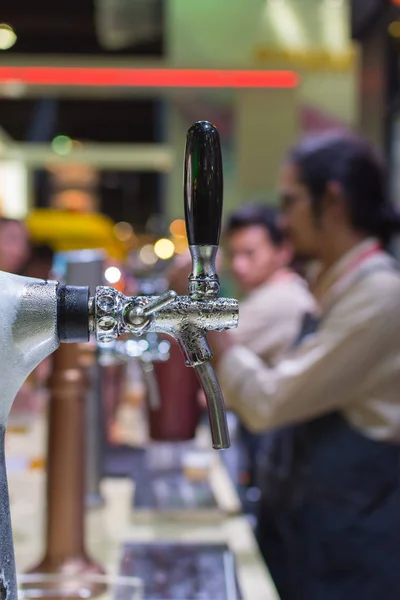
[280,192,303,212]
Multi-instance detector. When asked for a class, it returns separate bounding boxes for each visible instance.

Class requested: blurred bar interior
[1,1,400,599]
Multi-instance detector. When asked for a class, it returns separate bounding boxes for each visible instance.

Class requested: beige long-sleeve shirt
[231,270,316,367]
[219,239,400,442]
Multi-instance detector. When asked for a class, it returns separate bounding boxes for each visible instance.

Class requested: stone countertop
[9,473,279,600]
[6,415,280,600]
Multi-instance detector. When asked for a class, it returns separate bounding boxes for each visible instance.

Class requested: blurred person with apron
[208,131,400,599]
[223,205,316,490]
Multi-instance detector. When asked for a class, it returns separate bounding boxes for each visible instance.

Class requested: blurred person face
[278,162,335,260]
[279,156,366,260]
[226,225,291,294]
[0,220,31,274]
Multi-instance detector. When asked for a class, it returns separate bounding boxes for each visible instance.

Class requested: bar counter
[6,414,280,600]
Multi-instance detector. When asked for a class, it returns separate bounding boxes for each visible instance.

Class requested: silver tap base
[0,273,60,600]
[194,362,230,450]
[0,273,59,423]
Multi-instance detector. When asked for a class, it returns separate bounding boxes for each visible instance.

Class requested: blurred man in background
[168,206,316,494]
[208,131,400,599]
[223,205,316,491]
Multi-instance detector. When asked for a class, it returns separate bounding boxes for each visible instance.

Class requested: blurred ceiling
[0,0,353,225]
[0,1,165,226]
[167,0,351,70]
[0,1,163,145]
[0,0,164,55]
[0,97,158,142]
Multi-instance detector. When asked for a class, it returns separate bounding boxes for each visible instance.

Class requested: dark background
[0,0,165,229]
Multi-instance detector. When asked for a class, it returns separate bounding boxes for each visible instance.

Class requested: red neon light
[0,67,299,89]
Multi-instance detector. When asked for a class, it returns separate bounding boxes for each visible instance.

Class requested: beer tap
[91,121,237,449]
[98,334,171,410]
[0,121,238,600]
[97,271,171,412]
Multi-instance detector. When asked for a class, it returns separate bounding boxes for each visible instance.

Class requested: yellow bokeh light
[389,21,400,38]
[154,238,175,260]
[169,219,186,238]
[173,236,189,255]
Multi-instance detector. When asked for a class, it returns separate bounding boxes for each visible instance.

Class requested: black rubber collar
[57,285,90,343]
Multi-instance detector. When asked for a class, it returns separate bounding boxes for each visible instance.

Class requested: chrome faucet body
[93,288,237,367]
[93,285,238,438]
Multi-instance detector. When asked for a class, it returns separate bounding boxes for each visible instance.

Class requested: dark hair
[287,130,400,245]
[224,204,286,247]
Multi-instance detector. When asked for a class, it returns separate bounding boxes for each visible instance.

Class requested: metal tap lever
[185,120,223,300]
[142,291,178,316]
[184,121,223,247]
[127,290,177,331]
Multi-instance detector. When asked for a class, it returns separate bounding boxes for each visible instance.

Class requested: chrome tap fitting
[92,287,237,366]
[90,285,238,448]
[97,332,171,410]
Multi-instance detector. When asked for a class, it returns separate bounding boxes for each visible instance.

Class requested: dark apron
[256,313,400,600]
[238,314,320,491]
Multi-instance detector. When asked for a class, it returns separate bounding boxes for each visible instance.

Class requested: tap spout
[194,361,230,450]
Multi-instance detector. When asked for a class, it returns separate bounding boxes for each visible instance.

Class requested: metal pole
[64,251,106,508]
[27,343,105,597]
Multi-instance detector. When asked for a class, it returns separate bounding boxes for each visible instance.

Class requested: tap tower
[0,121,238,600]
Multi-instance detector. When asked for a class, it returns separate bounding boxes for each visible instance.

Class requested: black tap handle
[184,121,223,246]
